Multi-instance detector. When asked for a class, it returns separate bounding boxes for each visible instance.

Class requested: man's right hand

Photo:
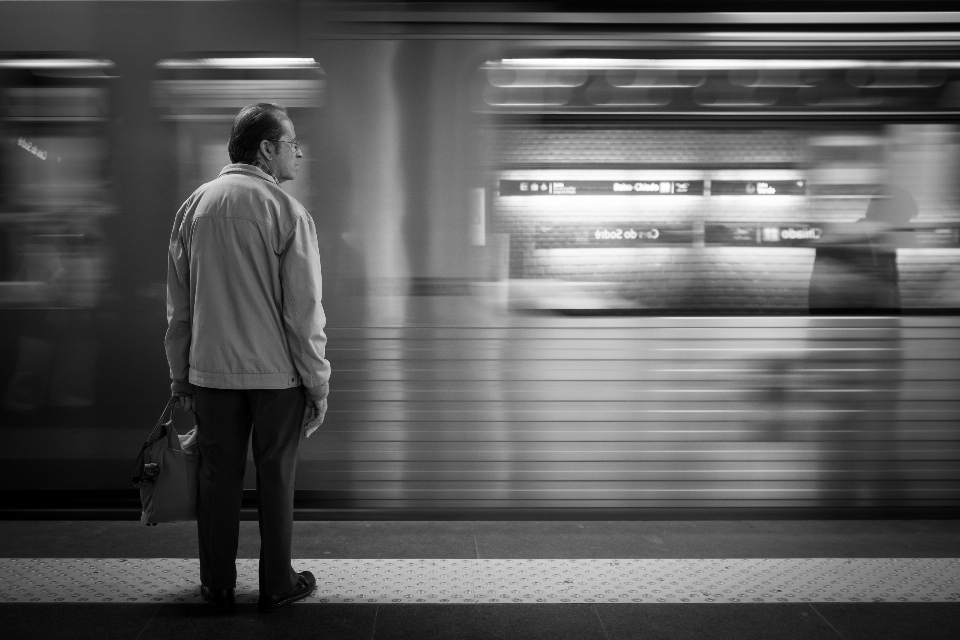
[174,394,195,414]
[302,397,327,438]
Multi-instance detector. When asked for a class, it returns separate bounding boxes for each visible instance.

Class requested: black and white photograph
[0,1,958,638]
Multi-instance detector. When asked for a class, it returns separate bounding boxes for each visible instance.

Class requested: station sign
[534,226,691,249]
[705,224,822,245]
[500,180,704,196]
[16,137,48,161]
[704,225,960,247]
[711,180,806,196]
[593,228,663,242]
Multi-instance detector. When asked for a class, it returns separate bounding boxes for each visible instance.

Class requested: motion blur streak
[304,316,957,511]
[0,2,958,516]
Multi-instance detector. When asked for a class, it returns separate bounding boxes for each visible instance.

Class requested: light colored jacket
[165,164,330,395]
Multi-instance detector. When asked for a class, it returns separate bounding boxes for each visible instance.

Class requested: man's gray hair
[227,103,288,164]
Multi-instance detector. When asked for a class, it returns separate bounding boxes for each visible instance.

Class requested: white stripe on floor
[1,558,958,604]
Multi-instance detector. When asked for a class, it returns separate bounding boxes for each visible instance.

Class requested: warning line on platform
[1,558,958,604]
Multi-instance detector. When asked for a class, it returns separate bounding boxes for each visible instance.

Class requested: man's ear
[258,139,273,158]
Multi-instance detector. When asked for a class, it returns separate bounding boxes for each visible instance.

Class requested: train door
[0,57,117,488]
[0,58,115,416]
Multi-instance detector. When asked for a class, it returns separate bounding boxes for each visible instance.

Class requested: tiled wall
[492,128,806,166]
[527,247,815,312]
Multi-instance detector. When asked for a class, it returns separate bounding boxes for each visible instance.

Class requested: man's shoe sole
[257,588,311,613]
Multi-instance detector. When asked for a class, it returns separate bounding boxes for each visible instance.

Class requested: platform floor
[2,519,959,639]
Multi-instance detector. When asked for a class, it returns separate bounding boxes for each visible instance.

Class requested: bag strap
[130,397,177,487]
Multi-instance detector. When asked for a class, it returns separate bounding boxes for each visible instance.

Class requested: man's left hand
[303,397,327,438]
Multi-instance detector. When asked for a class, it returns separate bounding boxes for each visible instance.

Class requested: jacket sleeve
[280,212,331,389]
[164,203,193,392]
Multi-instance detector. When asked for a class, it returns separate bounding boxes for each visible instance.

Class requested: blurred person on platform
[806,185,916,507]
[809,185,918,312]
[165,103,330,612]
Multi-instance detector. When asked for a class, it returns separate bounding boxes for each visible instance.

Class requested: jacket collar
[219,163,279,186]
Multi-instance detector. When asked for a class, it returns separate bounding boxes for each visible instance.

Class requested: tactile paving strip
[471,559,960,604]
[1,558,957,604]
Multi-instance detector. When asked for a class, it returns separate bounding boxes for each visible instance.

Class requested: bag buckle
[142,463,159,482]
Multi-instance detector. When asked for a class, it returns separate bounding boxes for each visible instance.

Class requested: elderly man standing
[165,103,330,612]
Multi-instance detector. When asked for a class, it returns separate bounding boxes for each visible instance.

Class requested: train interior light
[155,57,321,70]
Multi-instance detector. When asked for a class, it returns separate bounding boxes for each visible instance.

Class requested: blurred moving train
[1,1,959,517]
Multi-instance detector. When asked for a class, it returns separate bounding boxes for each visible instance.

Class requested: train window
[0,56,116,415]
[478,58,960,314]
[153,56,324,209]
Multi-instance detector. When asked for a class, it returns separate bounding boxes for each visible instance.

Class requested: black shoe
[257,571,316,613]
[200,584,236,611]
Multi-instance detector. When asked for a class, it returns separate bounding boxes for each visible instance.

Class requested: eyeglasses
[266,139,301,153]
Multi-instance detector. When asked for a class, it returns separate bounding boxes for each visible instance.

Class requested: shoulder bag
[131,397,200,525]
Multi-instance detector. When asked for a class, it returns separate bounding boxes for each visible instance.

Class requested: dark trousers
[194,386,305,596]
